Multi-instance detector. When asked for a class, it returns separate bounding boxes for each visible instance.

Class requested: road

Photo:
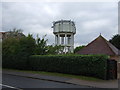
[1,74,90,89]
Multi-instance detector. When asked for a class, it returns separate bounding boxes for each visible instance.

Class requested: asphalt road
[1,74,90,89]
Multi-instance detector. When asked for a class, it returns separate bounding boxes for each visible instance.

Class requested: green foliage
[74,45,85,53]
[46,45,64,55]
[18,34,36,57]
[29,55,108,79]
[2,37,19,60]
[34,35,48,55]
[34,35,64,55]
[109,34,120,50]
[2,33,36,69]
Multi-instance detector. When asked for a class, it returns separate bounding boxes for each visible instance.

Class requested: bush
[29,55,108,79]
[2,34,36,70]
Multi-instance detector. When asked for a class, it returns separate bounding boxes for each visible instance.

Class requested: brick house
[0,31,25,41]
[76,35,120,61]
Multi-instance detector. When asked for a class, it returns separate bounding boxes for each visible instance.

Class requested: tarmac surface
[2,74,90,89]
[2,70,119,89]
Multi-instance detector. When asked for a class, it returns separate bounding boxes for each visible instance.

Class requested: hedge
[29,55,108,79]
[2,55,108,79]
[2,55,28,70]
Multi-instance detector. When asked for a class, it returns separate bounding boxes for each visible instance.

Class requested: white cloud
[82,19,111,31]
[2,2,118,47]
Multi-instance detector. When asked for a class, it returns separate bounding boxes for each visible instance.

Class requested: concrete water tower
[52,20,76,53]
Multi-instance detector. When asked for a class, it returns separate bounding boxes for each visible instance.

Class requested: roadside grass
[3,68,105,82]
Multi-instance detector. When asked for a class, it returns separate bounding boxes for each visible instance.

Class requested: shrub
[2,34,36,70]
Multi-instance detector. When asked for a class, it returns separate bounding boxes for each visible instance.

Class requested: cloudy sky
[1,1,118,47]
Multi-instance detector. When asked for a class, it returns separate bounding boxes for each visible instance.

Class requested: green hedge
[29,55,108,79]
[3,54,108,79]
[2,55,28,70]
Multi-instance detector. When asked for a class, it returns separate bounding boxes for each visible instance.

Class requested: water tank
[52,20,76,34]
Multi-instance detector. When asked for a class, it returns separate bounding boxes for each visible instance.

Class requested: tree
[2,37,19,61]
[3,28,25,40]
[18,34,36,57]
[3,29,25,67]
[74,45,85,53]
[34,35,48,55]
[2,29,36,69]
[46,45,64,55]
[2,37,21,69]
[109,34,120,50]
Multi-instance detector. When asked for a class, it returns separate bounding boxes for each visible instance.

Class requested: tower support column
[55,35,57,45]
[65,34,67,53]
[61,37,64,45]
[71,34,74,53]
[57,34,60,45]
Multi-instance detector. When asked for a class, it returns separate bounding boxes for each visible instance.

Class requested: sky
[1,1,118,47]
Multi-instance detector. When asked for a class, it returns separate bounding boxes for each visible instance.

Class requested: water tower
[52,20,76,53]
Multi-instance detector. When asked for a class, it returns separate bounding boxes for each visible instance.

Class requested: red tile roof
[76,35,120,55]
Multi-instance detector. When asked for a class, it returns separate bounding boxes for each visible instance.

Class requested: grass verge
[3,68,105,82]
